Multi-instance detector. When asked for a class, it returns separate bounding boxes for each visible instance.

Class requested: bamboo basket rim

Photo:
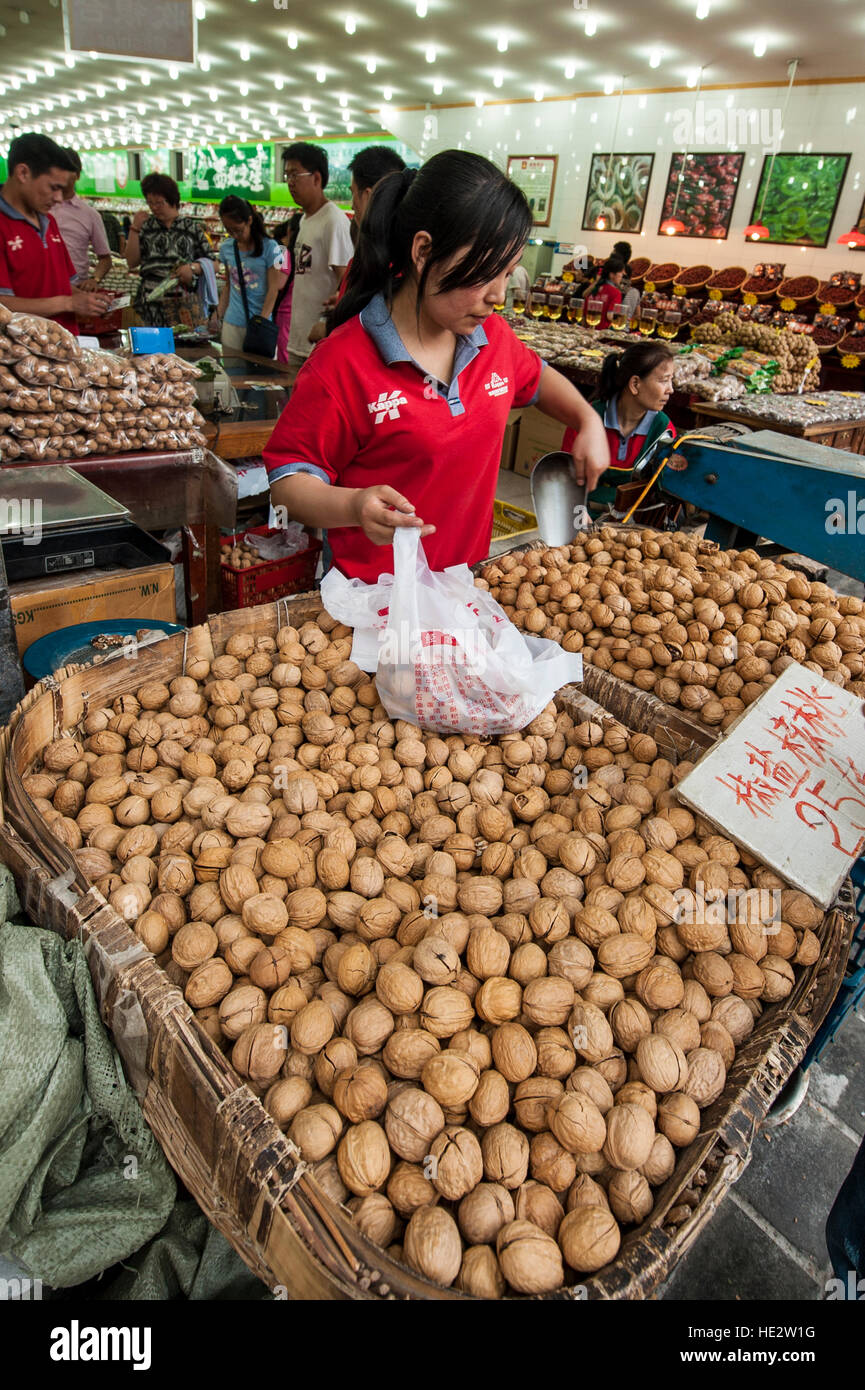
[0,593,854,1301]
[705,267,748,290]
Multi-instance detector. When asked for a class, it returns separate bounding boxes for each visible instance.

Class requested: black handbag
[233,241,279,357]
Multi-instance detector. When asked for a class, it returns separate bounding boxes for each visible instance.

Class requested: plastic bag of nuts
[13,355,88,390]
[5,311,81,362]
[0,332,29,364]
[128,352,202,382]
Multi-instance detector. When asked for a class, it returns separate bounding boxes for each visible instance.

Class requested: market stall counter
[691,392,865,456]
[176,345,293,462]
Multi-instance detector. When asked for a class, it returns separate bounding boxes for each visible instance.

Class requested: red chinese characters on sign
[715,684,865,859]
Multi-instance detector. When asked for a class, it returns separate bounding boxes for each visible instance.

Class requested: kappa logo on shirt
[368,390,408,424]
[7,235,24,253]
[484,371,510,398]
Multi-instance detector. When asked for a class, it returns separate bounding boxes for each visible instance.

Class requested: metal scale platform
[656,428,865,583]
[0,465,170,583]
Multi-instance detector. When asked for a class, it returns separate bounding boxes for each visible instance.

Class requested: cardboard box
[10,563,176,657]
[513,407,566,477]
[498,408,522,471]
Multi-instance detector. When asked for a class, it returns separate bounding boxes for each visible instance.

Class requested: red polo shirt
[264,294,544,583]
[0,196,78,333]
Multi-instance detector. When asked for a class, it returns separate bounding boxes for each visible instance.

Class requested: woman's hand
[352,486,436,546]
[570,407,610,493]
[176,263,196,287]
[131,210,148,233]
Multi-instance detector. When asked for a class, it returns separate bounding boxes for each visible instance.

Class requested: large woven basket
[0,594,853,1300]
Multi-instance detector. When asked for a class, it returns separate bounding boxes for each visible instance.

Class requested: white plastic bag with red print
[321,527,582,734]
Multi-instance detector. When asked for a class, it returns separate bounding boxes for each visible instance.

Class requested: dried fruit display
[777,276,819,302]
[659,153,744,240]
[645,263,680,286]
[706,267,748,292]
[26,617,827,1297]
[477,530,865,724]
[675,265,714,287]
[816,283,858,307]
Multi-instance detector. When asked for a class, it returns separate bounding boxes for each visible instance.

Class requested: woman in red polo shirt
[584,253,626,330]
[264,150,608,583]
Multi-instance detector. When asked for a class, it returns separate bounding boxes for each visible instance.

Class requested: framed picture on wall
[748,153,851,247]
[658,152,745,239]
[582,153,654,234]
[507,155,558,227]
[854,190,865,247]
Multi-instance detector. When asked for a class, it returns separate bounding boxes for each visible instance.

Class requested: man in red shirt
[0,133,110,332]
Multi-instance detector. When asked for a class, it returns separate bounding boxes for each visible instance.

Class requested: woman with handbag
[217,196,287,356]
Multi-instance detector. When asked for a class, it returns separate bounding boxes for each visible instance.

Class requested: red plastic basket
[220,526,321,610]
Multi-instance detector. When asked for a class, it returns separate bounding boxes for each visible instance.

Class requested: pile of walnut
[476,529,865,730]
[26,612,824,1298]
[221,537,265,570]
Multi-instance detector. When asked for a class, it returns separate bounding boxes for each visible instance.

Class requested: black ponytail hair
[598,341,675,401]
[586,252,626,300]
[330,150,532,331]
[219,194,267,258]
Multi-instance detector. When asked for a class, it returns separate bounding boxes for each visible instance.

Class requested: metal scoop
[530,451,590,546]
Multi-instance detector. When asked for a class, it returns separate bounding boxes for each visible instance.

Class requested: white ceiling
[0,0,863,154]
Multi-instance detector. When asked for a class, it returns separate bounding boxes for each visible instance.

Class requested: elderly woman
[125,172,212,327]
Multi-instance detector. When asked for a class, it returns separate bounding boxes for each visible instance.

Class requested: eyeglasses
[284,170,314,185]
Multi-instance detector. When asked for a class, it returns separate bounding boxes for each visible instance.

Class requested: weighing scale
[655,426,865,583]
[0,465,170,583]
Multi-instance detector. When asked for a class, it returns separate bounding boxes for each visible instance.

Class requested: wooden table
[691,400,865,455]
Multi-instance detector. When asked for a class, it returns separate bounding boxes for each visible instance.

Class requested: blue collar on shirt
[604,396,658,463]
[359,290,488,418]
[0,192,50,245]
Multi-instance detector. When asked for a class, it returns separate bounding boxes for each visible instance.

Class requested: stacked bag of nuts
[0,301,207,462]
[24,610,825,1297]
[477,528,865,730]
[690,312,819,393]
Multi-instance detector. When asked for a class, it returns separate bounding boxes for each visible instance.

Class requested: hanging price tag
[743,292,757,306]
[708,288,723,301]
[779,298,796,311]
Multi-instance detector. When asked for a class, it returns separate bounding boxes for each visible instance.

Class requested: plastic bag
[13,355,87,390]
[5,311,80,362]
[129,352,202,382]
[0,332,29,364]
[80,348,138,393]
[138,381,198,407]
[322,529,583,735]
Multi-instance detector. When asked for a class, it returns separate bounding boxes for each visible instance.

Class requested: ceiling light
[115,76,127,91]
[137,101,145,114]
[603,77,615,95]
[416,0,428,15]
[25,69,36,83]
[686,68,699,87]
[288,126,296,137]
[208,86,218,101]
[195,1,206,18]
[240,43,250,61]
[287,31,298,48]
[496,33,508,53]
[44,62,55,77]
[240,106,249,121]
[199,54,211,72]
[140,71,151,86]
[425,44,435,63]
[169,65,178,79]
[10,76,21,89]
[182,93,191,106]
[649,50,661,69]
[19,10,30,24]
[60,94,69,107]
[433,78,443,95]
[347,122,355,133]
[315,124,324,136]
[64,54,75,68]
[302,98,311,111]
[96,83,106,97]
[475,94,484,107]
[158,98,167,111]
[316,67,326,81]
[564,61,576,80]
[345,14,356,33]
[534,86,544,102]
[269,102,278,115]
[239,80,249,95]
[366,56,377,73]
[493,70,503,88]
[584,16,597,36]
[383,86,393,99]
[753,36,767,57]
[696,0,710,17]
[339,92,348,106]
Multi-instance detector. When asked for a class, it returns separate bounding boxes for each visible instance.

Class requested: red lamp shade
[837,228,865,248]
[595,215,607,230]
[744,222,769,241]
[660,218,685,236]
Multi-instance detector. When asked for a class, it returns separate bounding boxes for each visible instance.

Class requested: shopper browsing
[584,253,626,329]
[561,342,676,515]
[264,149,608,583]
[216,196,287,355]
[281,142,353,369]
[52,148,112,290]
[0,133,110,331]
[125,172,212,327]
[612,239,641,322]
[271,212,302,364]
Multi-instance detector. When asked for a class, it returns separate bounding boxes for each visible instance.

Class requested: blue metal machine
[653,426,865,583]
